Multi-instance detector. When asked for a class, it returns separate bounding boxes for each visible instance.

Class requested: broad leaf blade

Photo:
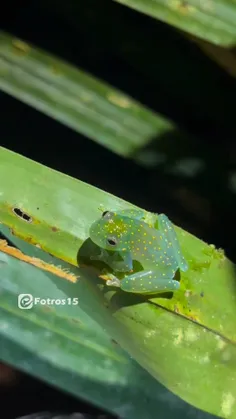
[111,0,236,46]
[0,31,173,157]
[0,245,210,419]
[0,146,236,418]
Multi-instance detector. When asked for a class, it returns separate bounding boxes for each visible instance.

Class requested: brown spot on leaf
[51,226,59,232]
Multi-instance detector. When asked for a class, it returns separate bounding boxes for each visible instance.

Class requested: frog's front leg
[107,268,180,294]
[91,249,133,273]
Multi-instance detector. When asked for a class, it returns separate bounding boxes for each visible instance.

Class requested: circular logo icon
[18,294,33,309]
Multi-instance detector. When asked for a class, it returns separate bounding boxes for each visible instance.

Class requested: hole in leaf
[12,207,32,223]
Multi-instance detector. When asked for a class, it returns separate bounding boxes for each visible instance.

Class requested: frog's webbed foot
[106,274,121,288]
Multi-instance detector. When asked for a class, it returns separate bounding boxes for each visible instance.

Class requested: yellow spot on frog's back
[107,93,131,108]
[221,393,235,418]
[12,39,30,55]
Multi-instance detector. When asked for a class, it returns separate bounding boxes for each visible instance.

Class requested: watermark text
[18,294,79,309]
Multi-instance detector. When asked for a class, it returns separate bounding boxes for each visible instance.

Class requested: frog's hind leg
[118,269,180,294]
[158,214,188,272]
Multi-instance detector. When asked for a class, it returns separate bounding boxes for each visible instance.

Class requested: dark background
[1,0,236,417]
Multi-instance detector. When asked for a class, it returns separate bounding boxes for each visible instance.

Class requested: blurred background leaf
[111,0,236,46]
[0,30,174,158]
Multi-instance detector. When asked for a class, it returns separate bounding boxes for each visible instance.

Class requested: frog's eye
[107,236,118,246]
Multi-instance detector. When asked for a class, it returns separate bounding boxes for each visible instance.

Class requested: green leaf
[111,0,236,46]
[0,31,173,157]
[0,233,210,419]
[0,146,236,418]
[1,247,193,419]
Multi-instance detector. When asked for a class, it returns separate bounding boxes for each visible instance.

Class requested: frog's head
[89,211,131,251]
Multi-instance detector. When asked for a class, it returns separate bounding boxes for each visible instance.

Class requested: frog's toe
[106,276,121,288]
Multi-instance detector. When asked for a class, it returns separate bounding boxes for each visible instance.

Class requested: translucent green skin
[89,209,188,295]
